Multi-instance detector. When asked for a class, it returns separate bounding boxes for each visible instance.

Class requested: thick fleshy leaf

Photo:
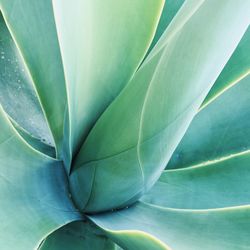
[52,0,164,158]
[147,0,250,107]
[168,74,250,169]
[143,150,250,209]
[202,26,250,107]
[0,0,67,157]
[144,0,205,64]
[40,221,117,250]
[89,202,250,250]
[12,121,55,158]
[147,0,184,54]
[70,0,250,213]
[0,106,81,250]
[0,12,53,146]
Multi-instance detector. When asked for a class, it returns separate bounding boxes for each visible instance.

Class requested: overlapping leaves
[70,0,250,213]
[0,0,250,249]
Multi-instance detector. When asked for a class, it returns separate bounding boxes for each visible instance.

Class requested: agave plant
[0,0,250,249]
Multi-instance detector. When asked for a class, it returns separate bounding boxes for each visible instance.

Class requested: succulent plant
[0,0,250,249]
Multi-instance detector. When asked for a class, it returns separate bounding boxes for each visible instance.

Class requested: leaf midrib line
[77,83,210,168]
[76,2,206,170]
[166,148,250,172]
[0,9,60,155]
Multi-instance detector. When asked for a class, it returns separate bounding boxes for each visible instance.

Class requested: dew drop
[41,138,46,143]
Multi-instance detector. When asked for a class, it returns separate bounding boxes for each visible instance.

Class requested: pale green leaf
[0,0,67,157]
[0,105,81,250]
[52,0,164,158]
[70,0,250,213]
[40,221,117,250]
[147,0,184,54]
[143,150,250,209]
[202,26,250,107]
[168,74,250,169]
[0,12,53,146]
[149,0,250,107]
[12,120,55,158]
[89,202,250,250]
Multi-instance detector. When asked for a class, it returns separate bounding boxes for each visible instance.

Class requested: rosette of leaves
[0,0,250,249]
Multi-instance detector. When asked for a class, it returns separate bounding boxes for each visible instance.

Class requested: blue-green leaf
[70,0,250,213]
[143,150,250,209]
[168,74,250,169]
[202,26,250,107]
[12,121,55,158]
[89,202,250,250]
[147,0,184,54]
[0,12,53,147]
[0,0,67,157]
[40,221,117,250]
[0,105,81,250]
[52,0,165,161]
